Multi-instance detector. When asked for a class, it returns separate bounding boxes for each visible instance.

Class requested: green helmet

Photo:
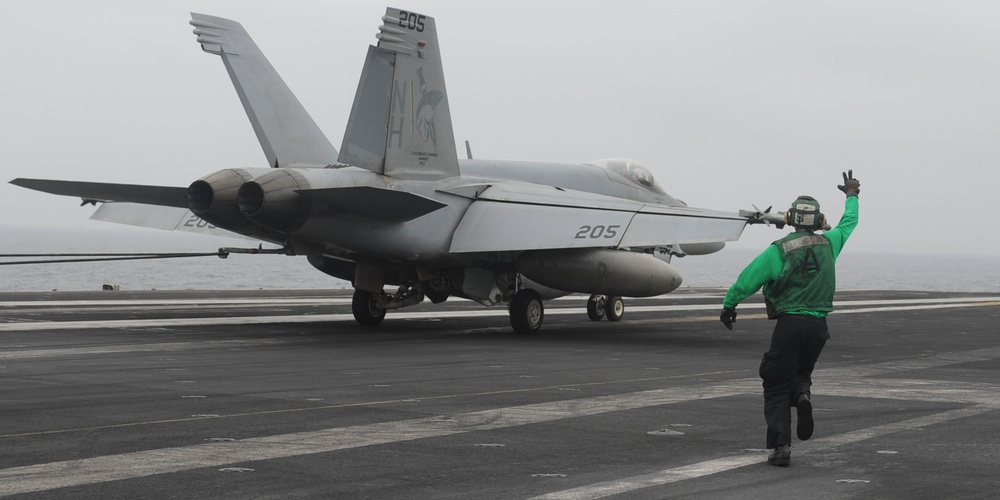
[785,196,825,229]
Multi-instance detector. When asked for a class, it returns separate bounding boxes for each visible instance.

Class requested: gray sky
[3,1,998,256]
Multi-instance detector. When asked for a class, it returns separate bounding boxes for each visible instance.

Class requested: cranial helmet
[784,195,826,229]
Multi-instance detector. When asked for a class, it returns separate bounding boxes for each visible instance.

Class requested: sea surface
[2,226,998,294]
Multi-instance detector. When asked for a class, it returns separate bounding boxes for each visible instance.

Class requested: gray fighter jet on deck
[12,7,778,334]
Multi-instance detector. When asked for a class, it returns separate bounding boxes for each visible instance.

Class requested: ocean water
[1,226,998,293]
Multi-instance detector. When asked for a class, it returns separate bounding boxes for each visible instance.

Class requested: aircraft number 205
[397,11,426,32]
[575,224,620,239]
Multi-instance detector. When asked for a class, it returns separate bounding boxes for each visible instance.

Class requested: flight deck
[1,288,999,499]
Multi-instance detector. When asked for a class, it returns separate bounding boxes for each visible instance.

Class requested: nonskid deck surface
[1,288,998,499]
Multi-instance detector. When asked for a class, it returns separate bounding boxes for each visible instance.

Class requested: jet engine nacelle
[187,168,271,231]
[516,248,682,297]
[237,169,312,232]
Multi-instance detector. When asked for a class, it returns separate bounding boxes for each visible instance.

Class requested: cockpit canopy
[585,158,666,195]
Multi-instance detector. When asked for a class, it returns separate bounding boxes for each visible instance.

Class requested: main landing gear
[508,292,624,335]
[509,289,544,335]
[351,286,423,327]
[352,289,386,326]
[587,294,624,322]
[352,286,624,335]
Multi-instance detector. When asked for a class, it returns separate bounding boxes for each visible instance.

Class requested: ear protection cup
[785,196,825,229]
[784,211,826,227]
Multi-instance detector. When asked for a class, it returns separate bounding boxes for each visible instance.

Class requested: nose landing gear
[587,294,624,322]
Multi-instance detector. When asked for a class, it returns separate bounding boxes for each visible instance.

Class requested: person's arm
[720,245,781,329]
[723,245,782,309]
[825,171,860,258]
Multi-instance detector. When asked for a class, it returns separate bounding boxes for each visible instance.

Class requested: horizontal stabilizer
[10,178,188,208]
[295,186,447,222]
[92,203,246,240]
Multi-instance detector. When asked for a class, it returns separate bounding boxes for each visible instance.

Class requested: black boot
[768,444,791,466]
[796,393,814,441]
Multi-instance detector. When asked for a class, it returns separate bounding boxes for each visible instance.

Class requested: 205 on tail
[12,7,764,334]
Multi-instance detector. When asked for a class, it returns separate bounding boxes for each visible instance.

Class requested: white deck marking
[529,405,994,500]
[0,340,274,359]
[1,295,996,309]
[1,297,997,332]
[0,297,351,308]
[2,347,1000,496]
[0,381,753,496]
[526,349,1000,499]
[0,313,359,332]
[0,291,1000,308]
[530,454,765,500]
[0,293,719,309]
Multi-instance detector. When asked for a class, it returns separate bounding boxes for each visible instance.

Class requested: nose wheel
[587,294,606,321]
[587,294,624,322]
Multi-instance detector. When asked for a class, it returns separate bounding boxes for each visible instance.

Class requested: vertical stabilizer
[339,8,460,180]
[190,13,339,168]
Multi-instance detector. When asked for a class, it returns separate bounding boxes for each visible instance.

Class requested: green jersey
[723,196,859,317]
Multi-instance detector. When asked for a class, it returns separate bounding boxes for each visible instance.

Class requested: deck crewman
[720,170,860,466]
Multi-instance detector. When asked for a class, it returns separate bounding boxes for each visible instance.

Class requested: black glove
[720,308,737,330]
[838,170,860,197]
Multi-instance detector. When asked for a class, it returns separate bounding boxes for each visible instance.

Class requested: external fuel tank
[516,248,682,297]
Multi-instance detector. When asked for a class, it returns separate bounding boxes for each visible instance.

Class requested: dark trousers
[758,314,830,448]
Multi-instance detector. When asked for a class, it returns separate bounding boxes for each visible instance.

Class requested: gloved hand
[720,307,737,330]
[838,170,860,197]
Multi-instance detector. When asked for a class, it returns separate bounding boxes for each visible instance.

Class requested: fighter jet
[11,7,774,334]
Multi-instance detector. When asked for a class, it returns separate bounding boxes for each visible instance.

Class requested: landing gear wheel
[352,289,386,326]
[587,294,606,321]
[605,295,624,322]
[510,289,544,334]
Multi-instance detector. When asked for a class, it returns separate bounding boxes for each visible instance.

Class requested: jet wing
[447,183,748,253]
[10,178,188,208]
[10,178,253,238]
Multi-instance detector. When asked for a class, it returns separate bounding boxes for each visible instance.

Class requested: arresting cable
[0,246,290,266]
[0,251,228,266]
